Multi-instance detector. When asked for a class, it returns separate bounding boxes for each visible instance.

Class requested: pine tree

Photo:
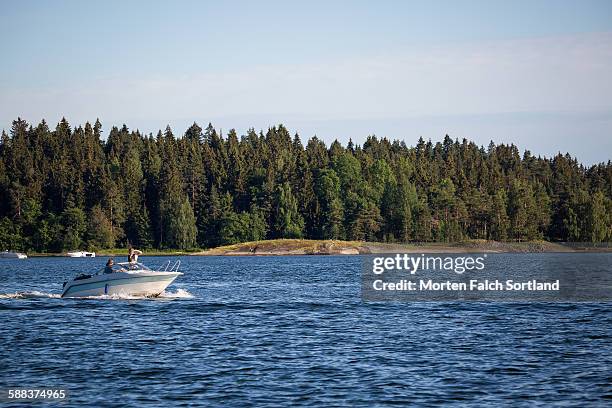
[587,190,607,243]
[316,169,345,239]
[508,179,538,241]
[165,195,197,250]
[86,205,114,249]
[0,217,23,250]
[272,182,304,238]
[61,207,86,250]
[351,201,382,241]
[134,205,154,249]
[431,178,457,242]
[0,116,610,250]
[489,190,509,241]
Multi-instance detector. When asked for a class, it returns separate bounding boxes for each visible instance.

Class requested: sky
[1,0,611,164]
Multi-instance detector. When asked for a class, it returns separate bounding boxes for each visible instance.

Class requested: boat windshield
[93,262,151,275]
[116,262,151,271]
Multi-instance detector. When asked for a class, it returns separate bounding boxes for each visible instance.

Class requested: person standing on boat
[128,245,143,263]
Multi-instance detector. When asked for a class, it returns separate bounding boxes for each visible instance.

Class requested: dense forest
[0,117,610,252]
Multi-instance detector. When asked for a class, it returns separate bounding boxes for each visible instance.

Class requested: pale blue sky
[1,0,611,163]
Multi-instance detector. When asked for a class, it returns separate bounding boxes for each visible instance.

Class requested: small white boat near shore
[66,251,96,258]
[61,261,182,298]
[0,250,27,259]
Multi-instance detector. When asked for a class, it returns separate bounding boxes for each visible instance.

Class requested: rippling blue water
[1,255,611,406]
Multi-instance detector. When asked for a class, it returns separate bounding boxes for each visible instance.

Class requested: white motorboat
[0,250,27,259]
[66,251,96,258]
[61,261,182,298]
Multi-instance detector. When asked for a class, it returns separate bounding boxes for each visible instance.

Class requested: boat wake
[159,288,194,299]
[0,288,194,300]
[0,291,61,299]
[84,288,194,300]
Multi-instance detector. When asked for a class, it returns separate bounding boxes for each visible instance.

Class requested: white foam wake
[158,288,194,299]
[88,288,194,300]
[73,288,194,300]
[1,289,194,300]
[0,291,61,299]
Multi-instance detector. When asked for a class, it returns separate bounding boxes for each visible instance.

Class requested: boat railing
[169,260,181,272]
[158,260,181,273]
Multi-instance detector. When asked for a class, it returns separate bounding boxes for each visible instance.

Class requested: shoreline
[194,239,610,256]
[22,239,610,257]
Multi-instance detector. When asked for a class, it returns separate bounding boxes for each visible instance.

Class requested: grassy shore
[25,239,608,257]
[194,239,609,256]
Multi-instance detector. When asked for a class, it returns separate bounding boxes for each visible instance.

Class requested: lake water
[1,254,611,406]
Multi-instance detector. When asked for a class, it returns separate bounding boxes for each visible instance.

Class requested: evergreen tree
[508,179,538,241]
[0,217,23,250]
[272,182,304,238]
[316,169,345,239]
[86,205,115,249]
[0,117,609,250]
[61,207,86,250]
[587,190,608,243]
[489,190,510,241]
[165,195,197,250]
[350,200,382,241]
[134,205,154,249]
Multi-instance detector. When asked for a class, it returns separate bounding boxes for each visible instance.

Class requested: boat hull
[61,271,181,298]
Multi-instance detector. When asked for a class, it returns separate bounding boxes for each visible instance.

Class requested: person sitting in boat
[128,245,143,263]
[104,258,114,274]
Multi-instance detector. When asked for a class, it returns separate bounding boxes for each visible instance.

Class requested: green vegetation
[197,239,592,256]
[0,117,611,252]
[199,239,367,255]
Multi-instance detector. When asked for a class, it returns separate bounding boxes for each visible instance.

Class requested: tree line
[0,117,610,252]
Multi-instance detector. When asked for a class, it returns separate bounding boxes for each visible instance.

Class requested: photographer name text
[373,279,560,292]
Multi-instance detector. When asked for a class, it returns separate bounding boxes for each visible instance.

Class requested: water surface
[1,255,611,406]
